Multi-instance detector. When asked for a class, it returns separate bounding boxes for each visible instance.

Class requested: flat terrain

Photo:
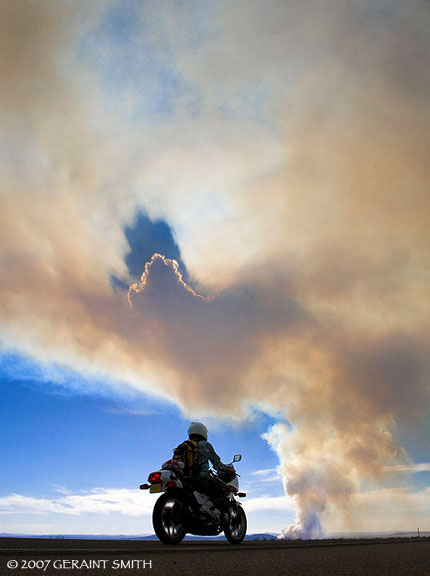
[1,537,429,576]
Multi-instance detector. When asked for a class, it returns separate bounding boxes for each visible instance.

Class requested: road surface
[1,537,429,576]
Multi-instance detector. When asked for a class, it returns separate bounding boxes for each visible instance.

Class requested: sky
[0,0,429,537]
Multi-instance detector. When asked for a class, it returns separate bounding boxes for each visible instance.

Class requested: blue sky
[2,352,428,535]
[0,353,288,535]
[0,354,283,495]
[1,0,429,537]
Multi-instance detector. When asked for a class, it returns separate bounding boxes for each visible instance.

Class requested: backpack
[173,439,199,478]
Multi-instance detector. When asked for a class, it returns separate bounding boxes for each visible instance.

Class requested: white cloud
[0,488,153,518]
[1,486,429,536]
[250,468,283,484]
[0,488,297,519]
[0,488,296,536]
[102,406,156,416]
[251,467,280,476]
[242,495,295,514]
[383,463,430,473]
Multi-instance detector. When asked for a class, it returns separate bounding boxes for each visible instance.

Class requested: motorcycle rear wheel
[153,492,187,544]
[224,504,247,544]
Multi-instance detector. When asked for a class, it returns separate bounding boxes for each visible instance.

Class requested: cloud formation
[1,0,429,536]
[0,488,152,518]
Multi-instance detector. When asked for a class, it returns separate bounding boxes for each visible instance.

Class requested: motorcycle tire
[152,492,187,545]
[224,504,247,544]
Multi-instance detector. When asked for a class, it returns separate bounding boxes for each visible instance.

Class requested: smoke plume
[1,0,429,536]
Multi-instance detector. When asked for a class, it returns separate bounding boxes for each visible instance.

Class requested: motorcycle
[140,454,247,544]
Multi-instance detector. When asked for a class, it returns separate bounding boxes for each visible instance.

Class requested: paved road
[1,538,429,576]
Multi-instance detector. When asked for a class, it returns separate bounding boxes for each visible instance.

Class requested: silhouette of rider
[187,421,234,510]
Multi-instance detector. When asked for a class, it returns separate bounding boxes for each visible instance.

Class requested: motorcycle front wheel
[224,504,247,544]
[152,492,187,544]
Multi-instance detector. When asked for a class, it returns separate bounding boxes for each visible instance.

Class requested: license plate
[149,483,162,493]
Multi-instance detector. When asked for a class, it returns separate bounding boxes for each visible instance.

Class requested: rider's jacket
[194,440,229,480]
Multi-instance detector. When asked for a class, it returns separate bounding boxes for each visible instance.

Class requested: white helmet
[188,421,208,441]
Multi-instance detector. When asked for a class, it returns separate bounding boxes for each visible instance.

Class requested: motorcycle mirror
[233,454,242,462]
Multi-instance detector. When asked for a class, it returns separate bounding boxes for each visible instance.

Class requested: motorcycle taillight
[148,472,162,484]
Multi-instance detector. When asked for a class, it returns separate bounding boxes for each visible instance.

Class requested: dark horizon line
[1,530,429,540]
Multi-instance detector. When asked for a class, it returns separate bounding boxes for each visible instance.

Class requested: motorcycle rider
[187,421,234,512]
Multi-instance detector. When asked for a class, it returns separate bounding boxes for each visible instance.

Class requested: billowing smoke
[1,0,429,537]
[128,253,428,537]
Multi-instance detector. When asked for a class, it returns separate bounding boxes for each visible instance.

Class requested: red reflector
[148,472,162,484]
[140,483,150,490]
[167,481,176,487]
